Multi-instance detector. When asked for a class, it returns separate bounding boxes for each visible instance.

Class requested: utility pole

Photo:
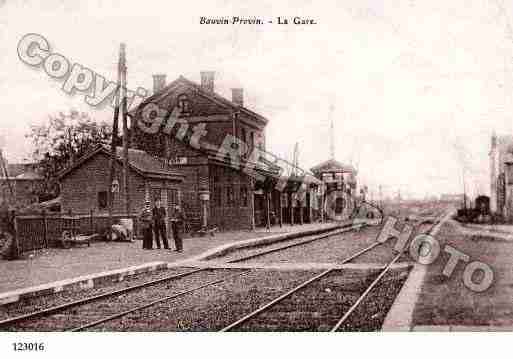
[0,149,14,201]
[0,147,19,259]
[462,167,467,210]
[293,142,299,172]
[329,104,335,160]
[108,45,122,233]
[120,43,130,216]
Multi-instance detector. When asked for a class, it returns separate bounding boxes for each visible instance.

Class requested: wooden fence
[14,211,139,253]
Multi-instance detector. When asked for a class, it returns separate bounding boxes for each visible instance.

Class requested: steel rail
[228,223,365,263]
[221,211,446,332]
[329,251,403,331]
[329,210,447,332]
[70,269,252,332]
[0,222,365,329]
[70,223,365,331]
[0,268,203,328]
[219,241,381,332]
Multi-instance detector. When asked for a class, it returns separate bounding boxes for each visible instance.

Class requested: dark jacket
[152,206,166,225]
[139,208,153,229]
[172,208,186,224]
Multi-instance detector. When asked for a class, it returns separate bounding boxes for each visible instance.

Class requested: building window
[507,165,513,185]
[177,94,191,116]
[226,187,234,206]
[168,189,179,207]
[240,186,248,207]
[250,131,255,150]
[98,191,108,209]
[241,127,247,144]
[281,193,288,207]
[241,127,247,157]
[151,188,162,204]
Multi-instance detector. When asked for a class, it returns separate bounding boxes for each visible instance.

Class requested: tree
[26,110,112,201]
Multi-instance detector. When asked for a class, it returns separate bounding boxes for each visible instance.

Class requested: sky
[1,0,513,199]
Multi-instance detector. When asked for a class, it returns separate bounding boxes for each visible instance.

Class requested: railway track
[0,213,445,332]
[0,221,365,331]
[220,216,443,331]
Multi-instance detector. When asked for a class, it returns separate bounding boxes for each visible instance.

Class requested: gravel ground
[225,226,397,265]
[0,220,422,332]
[1,268,239,331]
[335,268,410,331]
[89,267,410,332]
[0,267,197,322]
[233,269,384,331]
[218,227,357,262]
[219,221,436,266]
[91,269,320,331]
[0,229,280,293]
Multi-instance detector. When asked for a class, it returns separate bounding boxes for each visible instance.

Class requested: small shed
[58,145,185,216]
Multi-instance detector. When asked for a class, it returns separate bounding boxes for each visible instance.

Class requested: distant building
[0,161,44,209]
[310,159,357,220]
[489,133,513,219]
[129,72,321,230]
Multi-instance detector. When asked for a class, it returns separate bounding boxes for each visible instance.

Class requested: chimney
[152,74,166,94]
[200,71,215,92]
[231,88,243,107]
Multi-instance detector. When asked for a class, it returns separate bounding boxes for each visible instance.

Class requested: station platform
[383,216,513,331]
[0,222,344,301]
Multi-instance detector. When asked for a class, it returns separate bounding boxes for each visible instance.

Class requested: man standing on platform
[139,199,153,250]
[171,205,186,252]
[152,199,169,250]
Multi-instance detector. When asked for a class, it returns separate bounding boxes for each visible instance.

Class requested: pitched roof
[129,75,268,126]
[3,163,38,178]
[14,171,43,180]
[310,159,357,175]
[6,164,27,177]
[58,145,184,181]
[0,163,42,181]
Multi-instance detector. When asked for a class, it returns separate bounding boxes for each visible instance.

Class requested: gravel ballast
[1,268,238,331]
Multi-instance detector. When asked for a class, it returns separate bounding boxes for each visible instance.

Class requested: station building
[129,72,322,230]
[310,159,357,221]
[489,133,513,220]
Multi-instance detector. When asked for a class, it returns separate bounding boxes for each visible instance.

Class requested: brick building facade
[129,72,320,230]
[489,133,513,220]
[58,145,184,219]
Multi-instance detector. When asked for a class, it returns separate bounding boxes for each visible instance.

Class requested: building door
[335,196,345,215]
[167,188,179,234]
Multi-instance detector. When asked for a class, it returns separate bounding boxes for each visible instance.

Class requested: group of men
[139,199,186,252]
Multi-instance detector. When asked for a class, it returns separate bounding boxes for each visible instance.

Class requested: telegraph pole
[0,146,19,259]
[462,167,467,210]
[329,104,335,160]
[0,149,14,201]
[120,43,130,216]
[108,45,122,233]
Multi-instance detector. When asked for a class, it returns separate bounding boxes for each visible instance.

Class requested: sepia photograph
[0,0,512,357]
